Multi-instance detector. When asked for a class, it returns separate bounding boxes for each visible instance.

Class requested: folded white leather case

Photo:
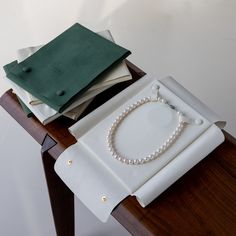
[55,75,225,222]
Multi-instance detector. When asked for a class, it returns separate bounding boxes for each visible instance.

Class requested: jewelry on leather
[107,84,189,165]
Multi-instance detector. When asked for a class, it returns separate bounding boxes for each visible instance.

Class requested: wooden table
[1,61,236,236]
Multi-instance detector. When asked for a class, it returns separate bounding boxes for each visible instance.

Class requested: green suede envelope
[3,23,131,112]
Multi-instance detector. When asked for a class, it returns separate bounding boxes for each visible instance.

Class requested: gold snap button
[67,160,72,165]
[101,196,107,202]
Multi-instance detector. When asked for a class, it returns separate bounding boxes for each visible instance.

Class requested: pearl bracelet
[107,84,188,165]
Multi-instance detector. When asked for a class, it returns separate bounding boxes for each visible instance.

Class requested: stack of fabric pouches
[3,23,132,124]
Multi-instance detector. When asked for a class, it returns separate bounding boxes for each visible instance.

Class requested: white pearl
[128,160,133,164]
[154,151,159,156]
[167,138,172,144]
[107,87,187,165]
[150,155,155,160]
[174,131,179,137]
[177,111,184,117]
[109,129,114,134]
[177,127,182,133]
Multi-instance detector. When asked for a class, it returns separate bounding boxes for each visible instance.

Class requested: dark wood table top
[1,61,236,236]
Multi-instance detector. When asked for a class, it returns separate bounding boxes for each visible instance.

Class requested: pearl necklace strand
[107,84,188,165]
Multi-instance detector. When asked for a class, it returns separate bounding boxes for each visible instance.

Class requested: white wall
[0,0,235,235]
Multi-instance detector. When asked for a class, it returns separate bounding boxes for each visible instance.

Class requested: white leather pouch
[55,75,225,222]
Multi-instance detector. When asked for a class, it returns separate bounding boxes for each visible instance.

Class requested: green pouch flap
[4,23,131,112]
[16,96,34,118]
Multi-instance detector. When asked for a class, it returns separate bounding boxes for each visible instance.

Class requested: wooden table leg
[41,135,74,236]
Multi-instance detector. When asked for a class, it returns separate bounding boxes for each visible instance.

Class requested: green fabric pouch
[3,23,131,112]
